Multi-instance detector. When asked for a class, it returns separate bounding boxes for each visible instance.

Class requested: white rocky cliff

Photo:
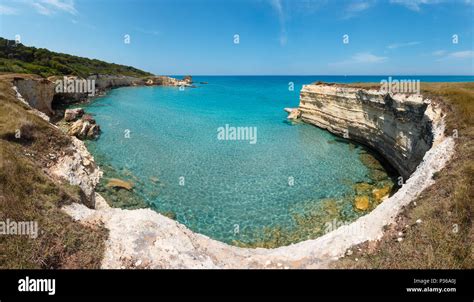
[298,83,434,179]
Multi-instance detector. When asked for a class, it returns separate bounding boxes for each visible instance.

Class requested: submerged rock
[372,185,392,203]
[106,178,134,190]
[354,182,374,195]
[354,196,370,211]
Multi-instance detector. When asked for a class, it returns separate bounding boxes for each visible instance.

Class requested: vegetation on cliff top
[0,37,153,78]
[0,77,107,268]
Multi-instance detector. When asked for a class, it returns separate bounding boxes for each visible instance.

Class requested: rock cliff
[9,74,190,118]
[49,136,103,208]
[298,83,434,179]
[13,76,56,116]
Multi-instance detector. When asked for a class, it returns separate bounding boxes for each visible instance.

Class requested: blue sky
[0,0,473,75]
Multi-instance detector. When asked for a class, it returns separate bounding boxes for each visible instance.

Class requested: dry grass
[0,78,107,268]
[333,82,473,269]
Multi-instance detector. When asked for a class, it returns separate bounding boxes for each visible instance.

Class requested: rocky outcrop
[64,108,84,122]
[146,76,193,87]
[298,83,434,179]
[50,137,103,208]
[284,107,301,120]
[183,75,193,84]
[67,115,101,140]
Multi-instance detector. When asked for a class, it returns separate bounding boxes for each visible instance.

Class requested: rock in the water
[372,185,392,203]
[68,116,100,139]
[87,124,101,139]
[64,108,84,122]
[106,178,134,190]
[284,108,301,120]
[183,75,193,84]
[354,196,370,211]
[354,182,374,195]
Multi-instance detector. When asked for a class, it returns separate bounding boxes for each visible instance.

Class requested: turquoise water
[83,76,471,245]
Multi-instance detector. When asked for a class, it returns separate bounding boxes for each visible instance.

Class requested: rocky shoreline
[8,76,455,268]
[59,82,454,268]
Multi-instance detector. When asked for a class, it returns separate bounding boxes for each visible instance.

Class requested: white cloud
[32,2,52,15]
[353,52,388,63]
[31,0,77,16]
[268,0,328,45]
[387,41,421,49]
[0,4,18,15]
[390,0,473,11]
[436,50,474,61]
[432,50,447,56]
[447,50,474,58]
[330,52,388,66]
[42,0,77,15]
[343,0,375,19]
[269,0,287,46]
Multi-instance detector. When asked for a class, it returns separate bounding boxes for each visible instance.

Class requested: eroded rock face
[88,74,146,91]
[50,137,103,208]
[299,84,434,179]
[13,77,55,116]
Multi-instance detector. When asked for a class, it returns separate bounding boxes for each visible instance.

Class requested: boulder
[68,117,100,139]
[372,185,392,203]
[64,108,84,122]
[87,124,101,139]
[354,196,370,211]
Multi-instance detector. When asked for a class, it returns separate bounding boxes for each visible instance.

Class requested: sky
[0,0,473,75]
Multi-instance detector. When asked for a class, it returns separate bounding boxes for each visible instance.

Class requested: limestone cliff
[298,83,434,179]
[13,76,56,116]
[10,74,189,118]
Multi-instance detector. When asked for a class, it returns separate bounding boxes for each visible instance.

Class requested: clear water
[83,76,472,245]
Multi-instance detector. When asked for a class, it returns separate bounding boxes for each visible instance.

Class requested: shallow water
[84,76,399,246]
